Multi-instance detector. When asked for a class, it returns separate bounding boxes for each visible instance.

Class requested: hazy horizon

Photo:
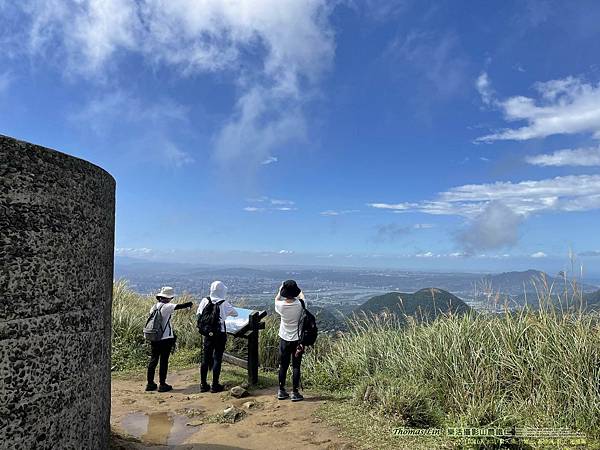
[114,251,600,280]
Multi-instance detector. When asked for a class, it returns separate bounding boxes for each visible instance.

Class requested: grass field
[112,279,600,445]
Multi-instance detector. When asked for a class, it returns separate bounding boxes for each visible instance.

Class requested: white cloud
[261,156,278,165]
[370,175,600,217]
[246,196,269,203]
[368,202,414,211]
[6,0,335,167]
[278,249,294,255]
[458,201,523,252]
[244,197,296,212]
[115,247,153,256]
[531,251,547,258]
[320,209,359,216]
[270,199,295,206]
[371,175,600,252]
[416,251,435,258]
[476,72,494,105]
[477,76,600,142]
[275,207,297,211]
[526,145,600,166]
[162,141,195,168]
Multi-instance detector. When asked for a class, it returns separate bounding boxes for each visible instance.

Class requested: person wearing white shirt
[146,286,192,392]
[274,280,305,402]
[196,281,238,393]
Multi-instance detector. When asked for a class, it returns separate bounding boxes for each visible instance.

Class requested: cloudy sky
[2,0,600,273]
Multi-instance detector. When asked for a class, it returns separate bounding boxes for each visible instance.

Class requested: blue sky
[2,0,600,274]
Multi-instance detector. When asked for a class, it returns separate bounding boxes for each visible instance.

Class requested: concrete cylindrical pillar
[0,135,115,449]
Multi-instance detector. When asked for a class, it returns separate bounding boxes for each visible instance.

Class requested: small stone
[230,386,249,398]
[223,406,245,423]
[272,421,288,428]
[242,401,256,410]
[186,419,204,427]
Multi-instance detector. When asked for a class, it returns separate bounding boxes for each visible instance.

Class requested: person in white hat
[146,286,193,392]
[196,281,238,393]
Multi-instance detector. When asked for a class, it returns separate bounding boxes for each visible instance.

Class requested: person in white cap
[197,281,238,393]
[146,286,193,392]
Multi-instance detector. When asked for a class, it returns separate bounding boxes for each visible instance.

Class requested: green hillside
[354,288,471,321]
[584,290,600,310]
[311,305,347,332]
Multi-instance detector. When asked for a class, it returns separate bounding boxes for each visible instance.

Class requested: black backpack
[197,297,225,337]
[297,299,318,346]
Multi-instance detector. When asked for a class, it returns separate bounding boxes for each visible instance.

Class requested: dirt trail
[111,367,354,450]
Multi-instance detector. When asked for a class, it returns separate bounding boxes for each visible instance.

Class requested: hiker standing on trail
[197,281,238,393]
[146,286,193,392]
[275,280,307,402]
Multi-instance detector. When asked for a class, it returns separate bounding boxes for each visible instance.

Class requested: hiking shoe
[158,383,173,392]
[210,383,224,393]
[277,389,290,400]
[291,391,304,402]
[200,383,211,393]
[145,383,157,392]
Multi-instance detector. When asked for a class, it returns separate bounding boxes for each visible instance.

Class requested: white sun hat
[209,281,228,301]
[156,286,175,299]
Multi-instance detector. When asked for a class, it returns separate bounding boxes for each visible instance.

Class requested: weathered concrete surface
[0,135,115,449]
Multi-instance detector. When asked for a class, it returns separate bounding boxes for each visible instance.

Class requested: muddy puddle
[120,411,198,445]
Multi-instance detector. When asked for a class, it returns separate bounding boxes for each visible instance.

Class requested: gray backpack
[143,303,166,342]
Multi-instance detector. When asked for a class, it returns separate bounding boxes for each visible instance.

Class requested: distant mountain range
[583,290,600,311]
[354,288,471,321]
[478,269,594,296]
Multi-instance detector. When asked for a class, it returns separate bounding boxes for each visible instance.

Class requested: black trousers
[147,338,175,385]
[278,338,302,391]
[200,332,227,386]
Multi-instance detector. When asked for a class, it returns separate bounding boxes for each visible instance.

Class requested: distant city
[115,256,599,315]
